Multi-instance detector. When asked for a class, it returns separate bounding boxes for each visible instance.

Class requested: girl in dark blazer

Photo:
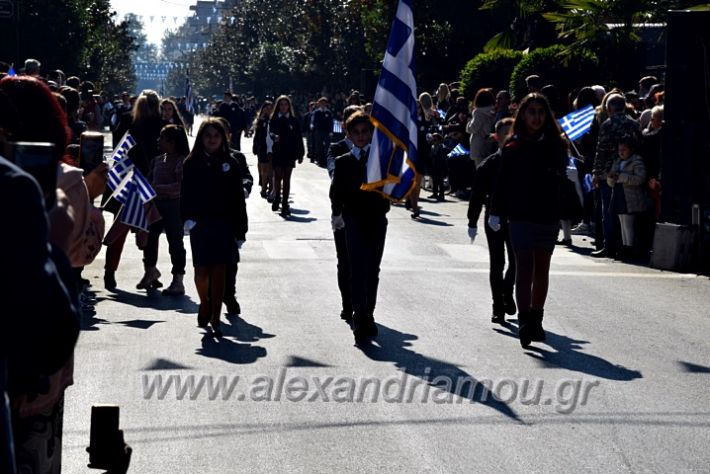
[181,118,248,337]
[489,93,568,348]
[268,95,304,216]
[252,101,274,199]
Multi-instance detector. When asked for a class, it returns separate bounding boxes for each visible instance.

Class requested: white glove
[468,226,478,243]
[331,214,345,232]
[236,239,245,250]
[244,188,250,199]
[184,219,196,232]
[487,215,501,232]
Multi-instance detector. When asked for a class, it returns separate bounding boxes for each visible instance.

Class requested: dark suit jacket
[330,149,390,218]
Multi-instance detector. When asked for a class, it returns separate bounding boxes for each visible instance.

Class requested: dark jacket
[326,138,352,179]
[468,150,502,226]
[230,148,254,196]
[0,157,79,398]
[181,151,248,241]
[330,148,390,218]
[252,117,269,158]
[490,135,568,224]
[269,113,305,167]
[312,108,333,133]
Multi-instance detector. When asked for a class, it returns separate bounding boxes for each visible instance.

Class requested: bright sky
[110,0,196,45]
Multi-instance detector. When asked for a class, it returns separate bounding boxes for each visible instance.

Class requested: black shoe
[529,309,546,342]
[436,195,445,202]
[271,200,280,212]
[590,248,608,258]
[504,294,517,315]
[404,200,411,210]
[518,310,532,348]
[365,318,378,337]
[340,309,353,323]
[260,190,267,199]
[491,303,505,323]
[104,271,117,291]
[225,298,241,315]
[557,238,572,246]
[281,204,291,217]
[410,209,420,219]
[210,321,223,338]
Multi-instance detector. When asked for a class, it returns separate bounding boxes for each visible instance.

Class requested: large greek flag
[363,0,418,201]
[559,105,595,141]
[105,133,157,231]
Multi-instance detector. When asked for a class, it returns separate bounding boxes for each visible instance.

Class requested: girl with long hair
[489,93,568,348]
[181,118,248,337]
[160,98,186,129]
[252,100,274,199]
[267,95,304,216]
[140,124,190,295]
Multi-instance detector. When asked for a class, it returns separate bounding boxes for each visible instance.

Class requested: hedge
[459,49,524,99]
[509,45,601,103]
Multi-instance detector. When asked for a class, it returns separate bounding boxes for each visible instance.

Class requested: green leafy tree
[460,49,524,98]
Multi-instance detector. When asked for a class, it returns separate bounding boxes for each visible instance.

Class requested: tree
[0,0,136,94]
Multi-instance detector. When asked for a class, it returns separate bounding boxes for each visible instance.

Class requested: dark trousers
[314,130,330,166]
[344,214,387,323]
[598,181,619,253]
[143,199,186,274]
[105,226,128,272]
[224,261,239,304]
[486,222,516,307]
[334,227,352,313]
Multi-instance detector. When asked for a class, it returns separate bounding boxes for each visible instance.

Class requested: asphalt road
[62,130,710,473]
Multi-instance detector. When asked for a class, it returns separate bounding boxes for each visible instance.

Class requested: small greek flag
[559,105,595,141]
[332,119,343,134]
[437,109,446,120]
[105,133,157,230]
[447,143,469,159]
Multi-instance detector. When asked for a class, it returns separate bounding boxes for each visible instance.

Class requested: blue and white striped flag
[558,105,595,141]
[437,109,446,120]
[447,143,470,159]
[363,0,418,201]
[332,119,343,134]
[105,133,157,230]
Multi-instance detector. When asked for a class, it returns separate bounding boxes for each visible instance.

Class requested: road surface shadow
[103,288,199,315]
[356,324,521,422]
[412,216,453,227]
[493,323,643,381]
[196,315,270,365]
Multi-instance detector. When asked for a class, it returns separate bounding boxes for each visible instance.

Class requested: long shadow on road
[195,314,273,365]
[357,324,521,422]
[494,322,643,381]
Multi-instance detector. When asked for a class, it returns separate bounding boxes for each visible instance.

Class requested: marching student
[267,95,305,216]
[330,111,390,343]
[215,117,253,316]
[252,100,274,199]
[467,117,517,324]
[181,118,248,337]
[489,93,568,348]
[326,105,362,323]
[139,124,189,295]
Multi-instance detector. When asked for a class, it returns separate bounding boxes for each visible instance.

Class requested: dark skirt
[189,219,239,267]
[508,220,558,253]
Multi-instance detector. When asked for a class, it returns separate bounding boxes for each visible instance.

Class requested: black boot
[104,270,117,291]
[491,304,505,324]
[529,308,546,342]
[518,310,532,348]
